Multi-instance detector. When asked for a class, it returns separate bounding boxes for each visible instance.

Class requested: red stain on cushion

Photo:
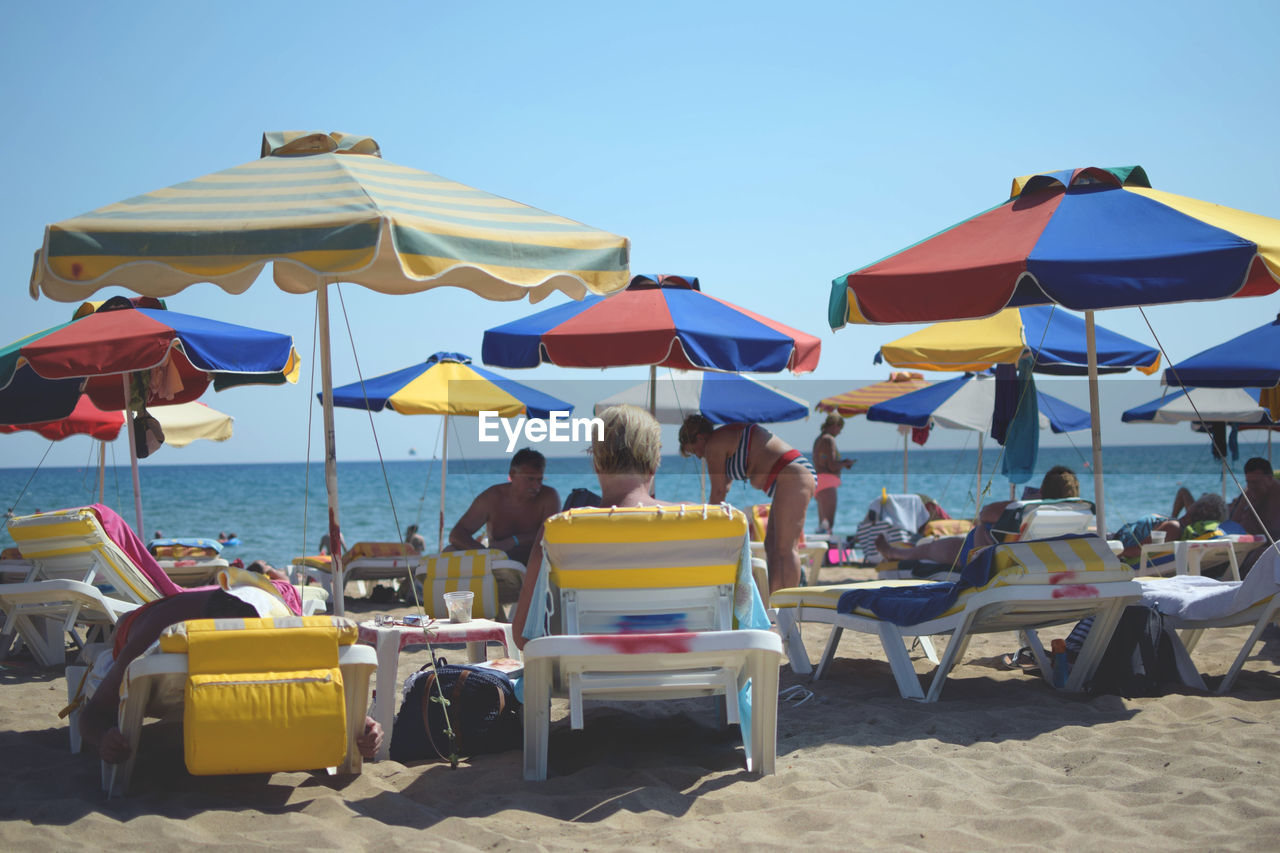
[1048,572,1078,584]
[589,632,694,653]
[1052,585,1098,599]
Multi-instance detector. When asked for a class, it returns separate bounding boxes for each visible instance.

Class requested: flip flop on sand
[998,647,1041,675]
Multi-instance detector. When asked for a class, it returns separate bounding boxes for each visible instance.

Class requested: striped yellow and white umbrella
[28,130,631,615]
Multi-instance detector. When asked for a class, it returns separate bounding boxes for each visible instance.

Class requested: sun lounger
[148,538,229,588]
[1136,535,1267,582]
[1,506,179,665]
[774,535,1141,701]
[294,541,418,599]
[105,615,376,796]
[521,504,781,780]
[1136,545,1280,693]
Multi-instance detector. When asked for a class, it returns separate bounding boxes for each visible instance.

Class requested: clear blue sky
[3,0,1278,470]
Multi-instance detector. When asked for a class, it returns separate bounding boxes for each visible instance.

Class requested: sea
[2,441,1272,568]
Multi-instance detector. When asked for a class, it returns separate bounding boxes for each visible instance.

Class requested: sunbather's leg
[1171,486,1196,519]
[875,533,966,565]
[764,464,815,592]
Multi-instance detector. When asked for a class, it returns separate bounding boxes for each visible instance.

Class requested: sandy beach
[2,575,1278,852]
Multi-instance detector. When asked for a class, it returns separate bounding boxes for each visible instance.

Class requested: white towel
[1137,546,1280,621]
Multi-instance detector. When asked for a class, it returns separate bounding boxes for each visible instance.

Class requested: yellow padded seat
[416,549,501,619]
[159,616,357,776]
[771,580,931,611]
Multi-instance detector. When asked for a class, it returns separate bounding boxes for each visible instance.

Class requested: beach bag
[390,660,521,762]
[1087,605,1179,698]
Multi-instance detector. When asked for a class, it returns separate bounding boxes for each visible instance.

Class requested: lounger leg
[813,626,844,681]
[1163,626,1207,691]
[108,675,151,796]
[923,621,974,703]
[748,651,779,775]
[917,636,939,664]
[877,623,926,700]
[774,609,811,675]
[371,631,400,761]
[339,662,373,774]
[522,655,552,781]
[1019,629,1054,686]
[1181,628,1205,654]
[1217,605,1278,693]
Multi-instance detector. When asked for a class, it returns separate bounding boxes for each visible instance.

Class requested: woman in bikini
[812,412,856,534]
[679,414,816,592]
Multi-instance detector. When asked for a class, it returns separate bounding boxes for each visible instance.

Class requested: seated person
[448,447,561,603]
[1228,457,1280,575]
[512,405,677,648]
[79,576,383,765]
[876,465,1080,568]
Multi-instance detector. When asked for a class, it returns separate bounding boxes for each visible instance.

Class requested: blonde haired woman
[678,414,815,592]
[512,406,676,646]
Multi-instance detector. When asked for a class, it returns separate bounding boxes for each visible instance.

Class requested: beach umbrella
[0,297,295,535]
[328,352,572,550]
[592,369,809,425]
[830,165,1280,533]
[482,274,820,414]
[875,306,1161,375]
[1122,387,1272,494]
[1161,312,1280,391]
[815,372,932,491]
[867,372,1091,504]
[28,130,631,615]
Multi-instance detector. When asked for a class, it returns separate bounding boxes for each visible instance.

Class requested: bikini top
[725,424,757,482]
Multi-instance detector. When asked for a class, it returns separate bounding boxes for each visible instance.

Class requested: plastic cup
[1149,530,1167,544]
[444,590,474,623]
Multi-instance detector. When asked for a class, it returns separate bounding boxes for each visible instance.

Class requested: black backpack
[390,661,522,762]
[1088,605,1180,698]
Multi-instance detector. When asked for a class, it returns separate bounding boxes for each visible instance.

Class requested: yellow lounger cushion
[163,617,355,776]
[417,549,500,619]
[982,536,1133,587]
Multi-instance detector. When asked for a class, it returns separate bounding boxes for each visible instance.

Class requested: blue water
[2,441,1272,568]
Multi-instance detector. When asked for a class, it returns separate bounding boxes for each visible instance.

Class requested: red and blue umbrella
[483,274,821,373]
[831,166,1280,326]
[0,296,300,425]
[592,370,808,425]
[867,373,1090,434]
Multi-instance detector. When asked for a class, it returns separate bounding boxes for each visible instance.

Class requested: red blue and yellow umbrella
[830,166,1280,327]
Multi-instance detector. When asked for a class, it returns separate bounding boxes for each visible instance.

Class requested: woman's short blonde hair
[593,405,662,476]
[822,412,843,431]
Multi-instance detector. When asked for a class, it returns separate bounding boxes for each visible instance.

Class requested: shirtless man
[448,448,560,602]
[1227,458,1280,575]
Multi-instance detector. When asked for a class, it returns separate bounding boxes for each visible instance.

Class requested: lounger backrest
[343,541,416,563]
[541,505,745,635]
[7,508,164,604]
[990,499,1096,543]
[414,549,501,619]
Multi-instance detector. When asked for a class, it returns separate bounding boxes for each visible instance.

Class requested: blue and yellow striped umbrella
[31,131,631,302]
[27,131,630,614]
[329,352,571,551]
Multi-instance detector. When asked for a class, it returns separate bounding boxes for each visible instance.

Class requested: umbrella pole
[439,414,449,552]
[648,365,656,416]
[316,286,345,618]
[902,431,908,493]
[95,438,104,504]
[122,375,144,537]
[975,436,984,517]
[1085,311,1106,537]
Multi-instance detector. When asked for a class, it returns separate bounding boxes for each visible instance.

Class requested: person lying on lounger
[79,578,383,765]
[875,466,1080,568]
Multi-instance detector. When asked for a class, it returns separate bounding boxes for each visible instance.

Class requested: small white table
[1136,539,1250,582]
[357,618,518,761]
